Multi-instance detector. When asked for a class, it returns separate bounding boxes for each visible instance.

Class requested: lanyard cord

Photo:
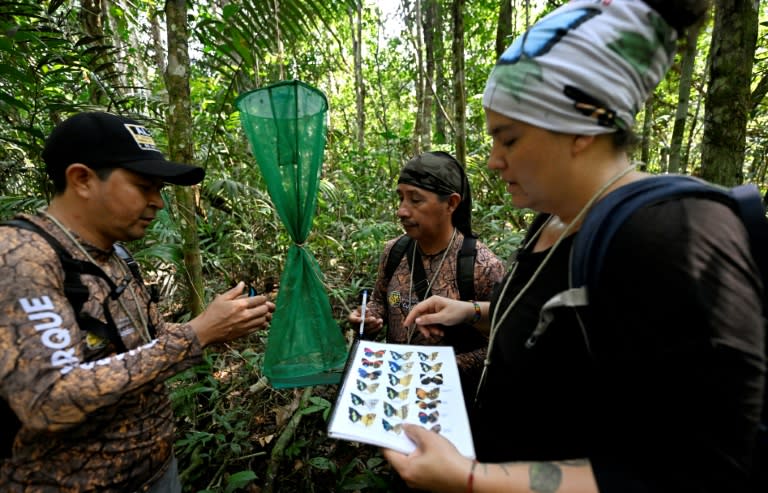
[42,211,152,344]
[475,165,636,404]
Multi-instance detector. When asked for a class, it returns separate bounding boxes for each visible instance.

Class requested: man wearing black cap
[348,151,504,401]
[0,112,275,491]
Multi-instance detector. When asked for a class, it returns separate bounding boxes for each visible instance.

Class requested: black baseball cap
[42,111,205,185]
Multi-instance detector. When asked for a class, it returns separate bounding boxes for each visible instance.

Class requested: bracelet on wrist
[467,459,478,493]
[468,300,481,325]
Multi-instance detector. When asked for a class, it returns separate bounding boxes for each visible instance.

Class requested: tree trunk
[667,38,698,174]
[639,96,654,171]
[434,1,447,145]
[411,0,425,155]
[452,0,466,165]
[495,0,512,60]
[701,0,759,186]
[422,0,437,151]
[351,4,365,153]
[165,0,204,316]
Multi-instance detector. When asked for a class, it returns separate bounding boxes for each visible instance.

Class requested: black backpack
[1,218,156,458]
[530,175,767,490]
[384,234,477,302]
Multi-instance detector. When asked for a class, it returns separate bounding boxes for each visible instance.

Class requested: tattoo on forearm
[529,462,563,493]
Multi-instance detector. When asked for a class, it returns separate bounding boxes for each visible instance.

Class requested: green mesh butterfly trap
[236,80,347,388]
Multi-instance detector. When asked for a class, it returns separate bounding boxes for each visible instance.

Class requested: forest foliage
[1,0,767,491]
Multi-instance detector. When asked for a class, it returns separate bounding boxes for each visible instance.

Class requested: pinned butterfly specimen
[350,393,379,411]
[356,379,380,394]
[382,419,403,435]
[420,374,444,385]
[415,399,441,410]
[349,407,376,426]
[361,358,384,368]
[383,402,408,419]
[419,362,443,373]
[386,387,410,401]
[415,387,440,400]
[417,351,438,361]
[390,351,413,361]
[430,424,442,433]
[388,361,414,374]
[418,410,439,424]
[358,368,382,380]
[388,373,413,386]
[363,347,386,359]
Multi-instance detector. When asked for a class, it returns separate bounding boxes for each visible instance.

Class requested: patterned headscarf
[398,151,475,238]
[483,0,678,135]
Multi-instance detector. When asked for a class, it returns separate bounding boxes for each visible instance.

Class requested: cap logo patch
[124,123,160,152]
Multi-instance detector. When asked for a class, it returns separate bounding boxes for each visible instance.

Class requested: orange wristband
[467,459,478,493]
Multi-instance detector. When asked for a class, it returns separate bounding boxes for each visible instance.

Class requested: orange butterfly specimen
[349,407,376,426]
[382,419,403,434]
[415,399,441,409]
[415,387,440,400]
[356,379,380,394]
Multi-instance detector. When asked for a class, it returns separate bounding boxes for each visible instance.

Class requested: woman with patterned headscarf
[383,1,764,492]
[348,151,504,402]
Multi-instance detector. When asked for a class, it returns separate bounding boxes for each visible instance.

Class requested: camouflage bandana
[398,151,474,237]
[483,0,677,135]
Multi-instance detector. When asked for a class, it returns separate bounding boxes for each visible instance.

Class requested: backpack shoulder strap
[384,235,413,282]
[2,218,127,352]
[456,236,477,301]
[527,175,765,350]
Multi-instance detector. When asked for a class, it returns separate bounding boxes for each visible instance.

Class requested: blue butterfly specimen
[358,368,382,380]
[386,387,410,401]
[419,362,443,373]
[382,419,403,435]
[390,351,413,361]
[415,399,441,410]
[389,361,414,374]
[418,410,439,424]
[383,402,408,419]
[415,387,440,400]
[349,407,376,426]
[361,358,384,368]
[350,393,379,411]
[417,351,438,361]
[498,7,601,65]
[388,373,413,386]
[363,347,386,358]
[420,374,444,385]
[356,379,380,394]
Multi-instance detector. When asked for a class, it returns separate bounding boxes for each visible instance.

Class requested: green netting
[235,80,347,388]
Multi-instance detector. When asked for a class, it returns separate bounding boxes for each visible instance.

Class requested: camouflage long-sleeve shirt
[0,213,204,492]
[365,231,505,395]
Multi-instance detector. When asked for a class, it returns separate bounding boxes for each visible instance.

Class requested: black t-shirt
[472,197,765,492]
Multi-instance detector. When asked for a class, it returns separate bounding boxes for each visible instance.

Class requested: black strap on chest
[3,218,157,353]
[385,234,477,301]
